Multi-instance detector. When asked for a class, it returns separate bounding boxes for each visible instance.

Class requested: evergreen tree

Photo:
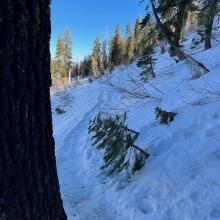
[134,16,142,56]
[53,29,73,78]
[91,36,101,75]
[149,0,210,76]
[62,28,73,76]
[0,0,66,219]
[89,113,149,175]
[54,35,65,78]
[137,46,156,81]
[91,55,99,76]
[109,25,125,69]
[137,16,157,81]
[125,23,135,63]
[51,58,57,78]
[83,55,92,77]
[101,40,109,73]
[156,0,194,56]
[155,107,177,124]
[198,0,218,50]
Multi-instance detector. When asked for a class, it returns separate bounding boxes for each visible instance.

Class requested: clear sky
[51,0,146,62]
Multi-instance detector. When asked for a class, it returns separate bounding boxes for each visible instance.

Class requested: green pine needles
[155,107,177,124]
[136,45,156,82]
[55,106,66,115]
[88,113,149,176]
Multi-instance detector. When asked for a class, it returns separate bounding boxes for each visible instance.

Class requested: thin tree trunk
[0,1,67,219]
[170,1,189,57]
[204,0,218,50]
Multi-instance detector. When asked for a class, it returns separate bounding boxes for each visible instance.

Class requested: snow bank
[52,37,220,219]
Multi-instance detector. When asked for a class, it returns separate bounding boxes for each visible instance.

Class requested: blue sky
[51,0,146,62]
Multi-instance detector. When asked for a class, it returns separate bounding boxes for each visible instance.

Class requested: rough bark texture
[0,0,67,219]
[170,1,189,56]
[204,0,218,50]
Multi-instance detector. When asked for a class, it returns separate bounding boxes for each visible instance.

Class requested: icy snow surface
[52,40,220,220]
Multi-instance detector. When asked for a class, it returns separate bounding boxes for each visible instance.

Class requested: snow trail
[53,83,118,219]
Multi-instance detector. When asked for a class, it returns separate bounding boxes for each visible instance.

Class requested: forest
[0,0,220,219]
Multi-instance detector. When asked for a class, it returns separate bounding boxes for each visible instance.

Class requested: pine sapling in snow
[136,45,156,82]
[137,14,157,82]
[55,106,66,115]
[88,113,149,176]
[155,107,177,124]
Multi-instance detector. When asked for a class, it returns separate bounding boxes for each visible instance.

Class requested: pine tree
[155,107,177,124]
[149,0,210,76]
[101,40,108,73]
[137,46,156,81]
[137,16,157,81]
[83,55,92,77]
[54,35,65,78]
[156,0,194,56]
[62,28,73,76]
[91,55,99,76]
[198,0,218,50]
[109,25,125,69]
[53,29,73,79]
[134,16,142,57]
[0,0,66,219]
[88,113,149,175]
[51,58,57,78]
[125,23,135,63]
[91,36,101,75]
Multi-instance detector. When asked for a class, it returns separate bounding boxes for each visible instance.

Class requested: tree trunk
[0,1,67,219]
[149,0,209,76]
[204,0,218,50]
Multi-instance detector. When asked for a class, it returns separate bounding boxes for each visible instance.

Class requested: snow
[52,36,220,219]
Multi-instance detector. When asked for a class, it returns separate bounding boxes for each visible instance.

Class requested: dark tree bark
[204,0,218,50]
[170,1,190,56]
[0,0,67,219]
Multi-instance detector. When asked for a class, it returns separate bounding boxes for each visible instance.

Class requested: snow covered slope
[52,41,220,220]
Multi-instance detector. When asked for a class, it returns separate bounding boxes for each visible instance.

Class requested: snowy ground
[52,37,220,220]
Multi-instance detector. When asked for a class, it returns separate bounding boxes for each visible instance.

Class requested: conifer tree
[156,0,194,56]
[109,25,125,69]
[137,15,157,81]
[125,23,135,63]
[62,28,73,76]
[51,58,57,78]
[83,55,92,76]
[134,16,142,56]
[198,0,218,50]
[53,29,73,78]
[101,40,108,73]
[91,36,101,75]
[149,0,210,77]
[137,46,156,81]
[89,113,149,175]
[54,35,65,78]
[91,56,99,76]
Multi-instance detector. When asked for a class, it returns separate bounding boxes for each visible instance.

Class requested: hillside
[52,36,220,219]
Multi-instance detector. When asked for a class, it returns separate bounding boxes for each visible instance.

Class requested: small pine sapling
[88,113,149,176]
[55,106,66,115]
[137,14,157,82]
[136,45,156,82]
[155,107,177,124]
